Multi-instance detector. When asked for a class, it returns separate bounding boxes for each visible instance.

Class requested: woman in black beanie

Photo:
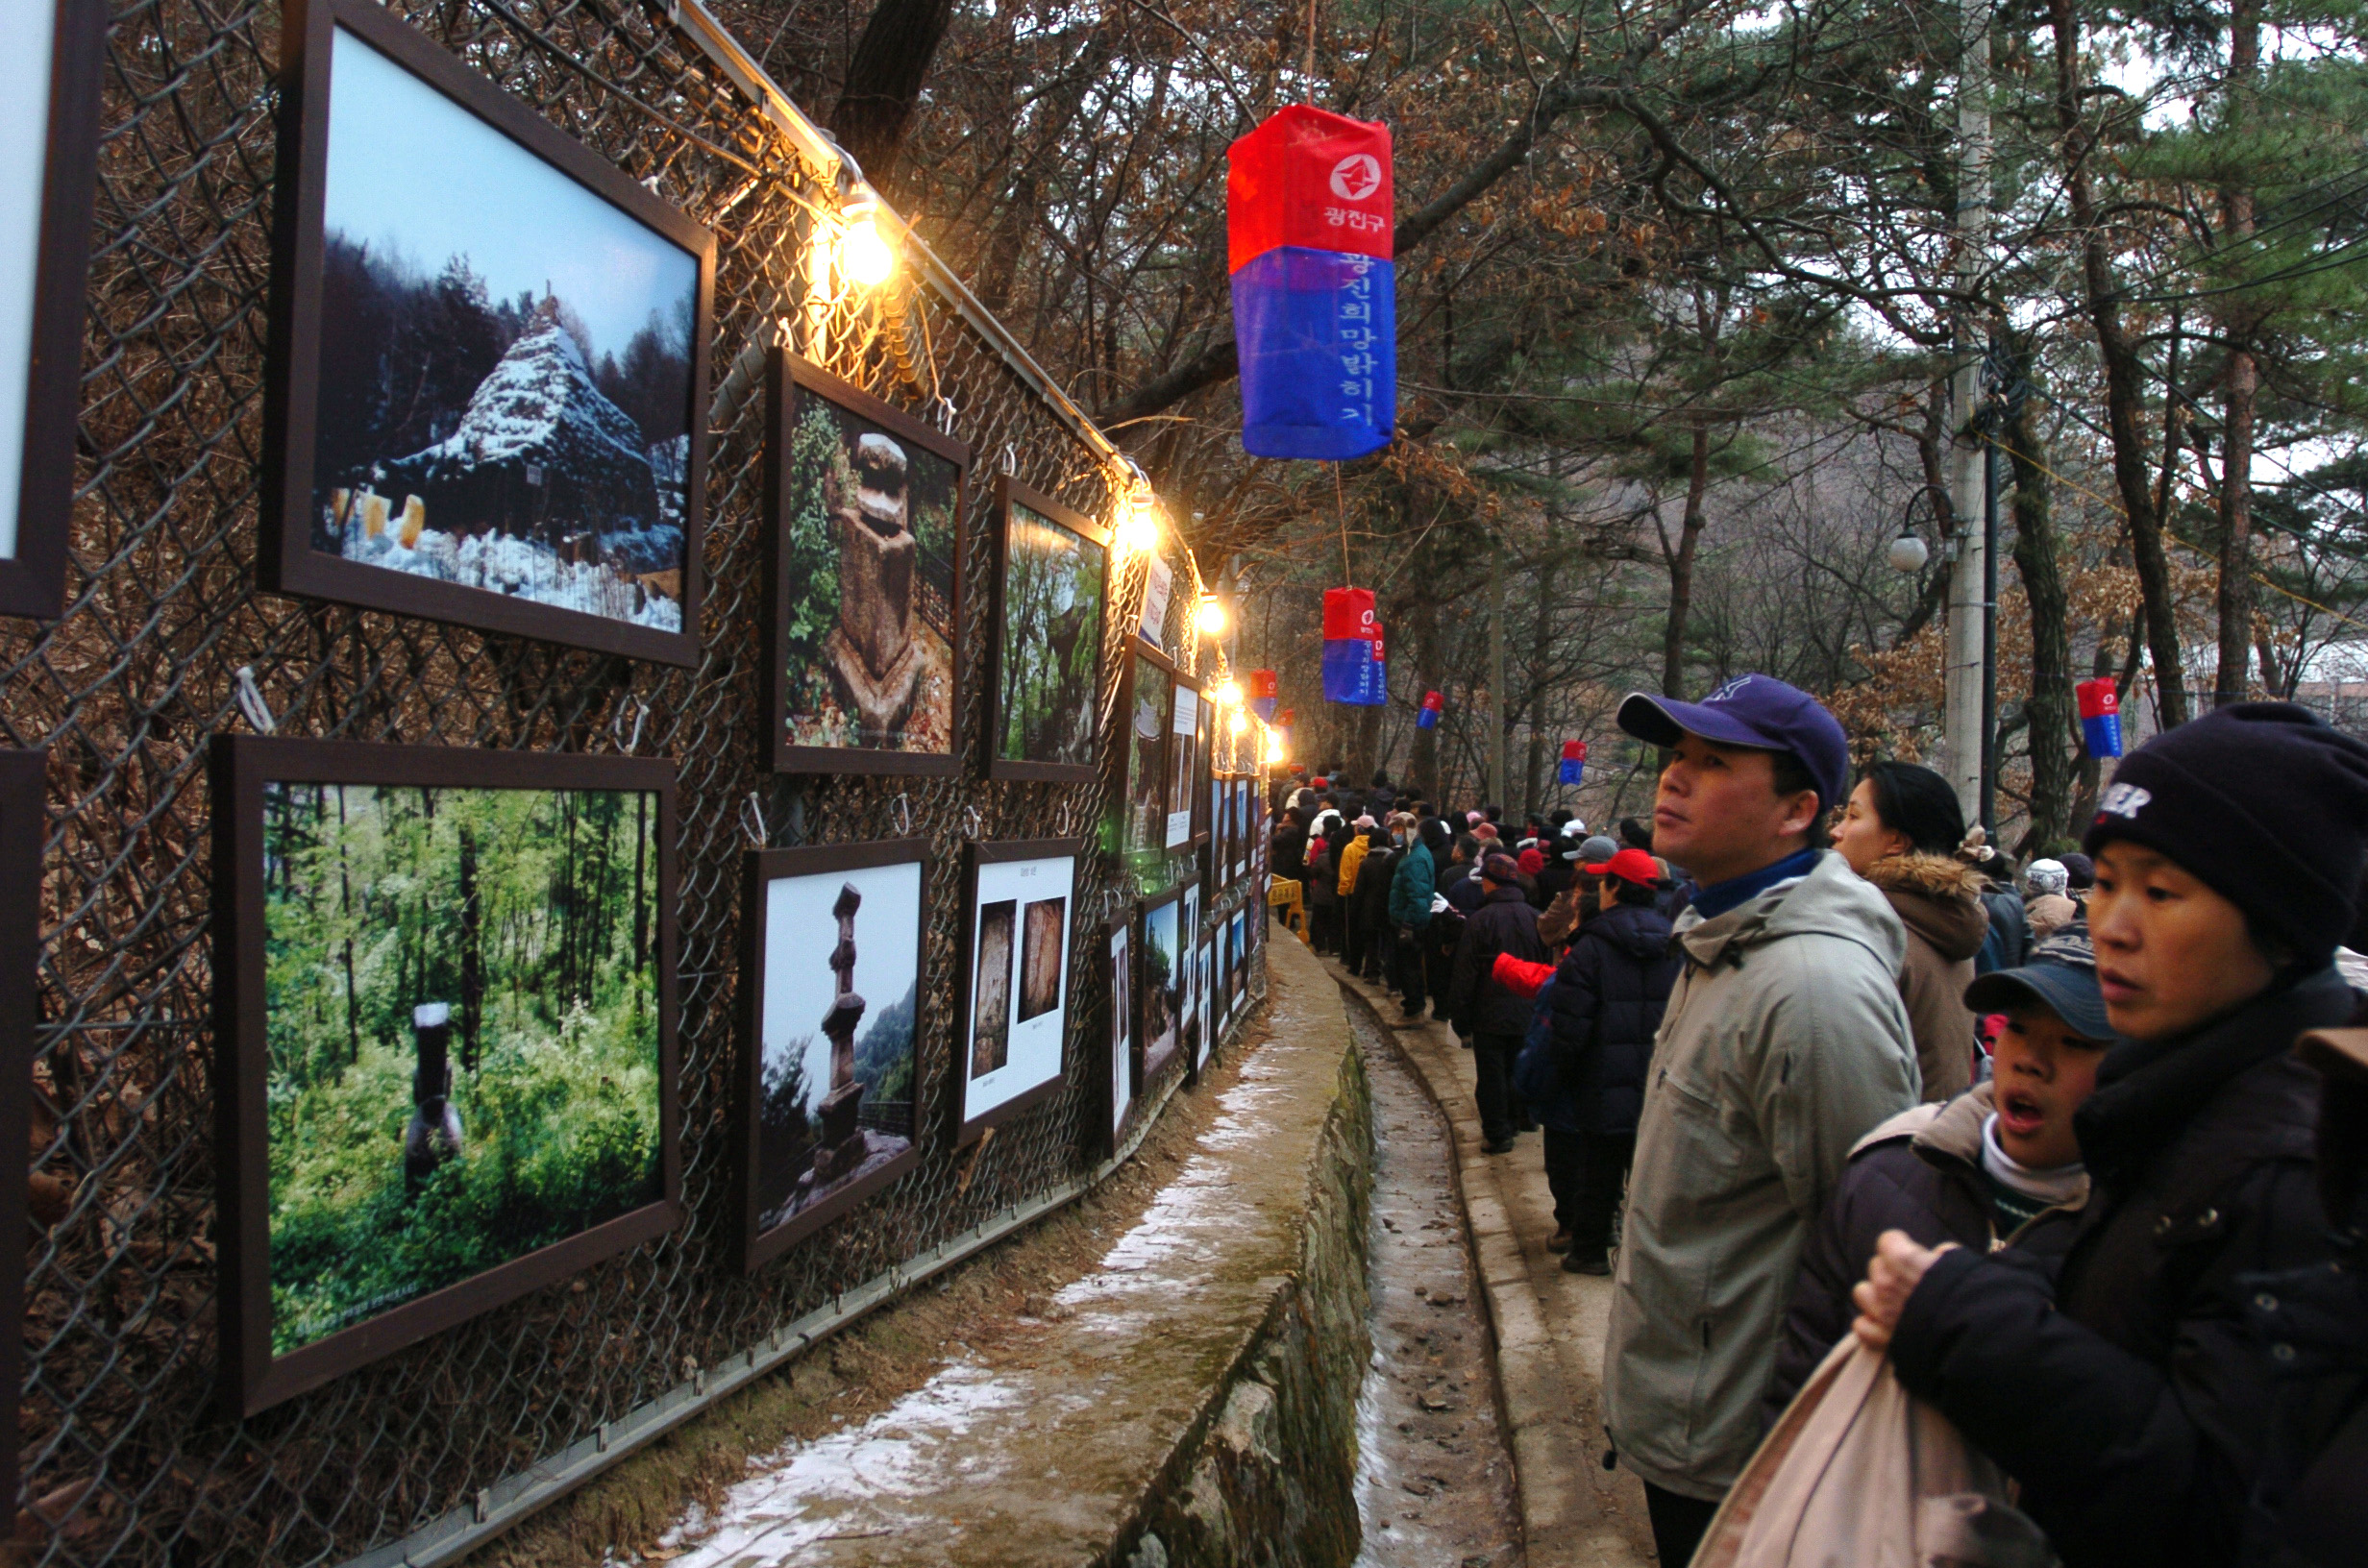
[1851,703,2368,1568]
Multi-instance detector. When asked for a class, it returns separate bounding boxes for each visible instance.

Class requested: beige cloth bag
[1691,1337,2057,1568]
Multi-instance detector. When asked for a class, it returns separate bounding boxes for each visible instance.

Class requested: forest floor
[465,1027,1272,1568]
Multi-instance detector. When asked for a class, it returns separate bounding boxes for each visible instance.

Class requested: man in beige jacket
[1600,676,1919,1567]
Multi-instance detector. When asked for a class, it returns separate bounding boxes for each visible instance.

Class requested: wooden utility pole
[1942,0,1991,827]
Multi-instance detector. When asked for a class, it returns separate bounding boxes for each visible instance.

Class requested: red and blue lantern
[1246,668,1279,723]
[1227,107,1394,460]
[1559,740,1587,787]
[1416,690,1443,730]
[1320,586,1387,704]
[2076,678,2123,759]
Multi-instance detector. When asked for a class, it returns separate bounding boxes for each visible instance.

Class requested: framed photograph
[1165,681,1199,849]
[766,351,968,773]
[1122,649,1173,861]
[955,838,1077,1144]
[260,0,715,666]
[1138,552,1174,647]
[0,0,104,620]
[1138,887,1182,1083]
[1178,883,1200,1072]
[987,477,1109,783]
[1231,910,1251,1012]
[210,738,681,1415]
[1191,694,1215,838]
[1218,912,1237,1034]
[1107,919,1133,1148]
[0,752,43,1501]
[733,839,926,1272]
[1194,938,1215,1074]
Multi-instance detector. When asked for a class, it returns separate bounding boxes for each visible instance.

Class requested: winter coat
[1387,839,1435,930]
[2026,891,2080,939]
[1440,859,1484,914]
[1889,965,2362,1568]
[1534,857,1575,912]
[1336,834,1369,898]
[1271,825,1307,885]
[1860,853,1986,1102]
[1351,844,1396,933]
[1523,901,1679,1137]
[1448,883,1546,1037]
[1763,1081,2086,1423]
[1975,885,2028,974]
[1305,836,1340,909]
[1602,849,1918,1502]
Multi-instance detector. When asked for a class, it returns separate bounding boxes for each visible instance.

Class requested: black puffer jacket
[1447,883,1544,1036]
[1350,842,1396,933]
[1890,966,2361,1568]
[1541,900,1677,1137]
[1764,1082,2084,1423]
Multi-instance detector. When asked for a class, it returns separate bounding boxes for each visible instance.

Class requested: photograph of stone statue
[991,483,1108,779]
[1140,894,1180,1081]
[970,898,1015,1078]
[256,777,665,1356]
[1108,921,1133,1139]
[749,858,921,1244]
[960,845,1076,1139]
[1125,654,1168,857]
[771,356,965,769]
[294,23,702,641]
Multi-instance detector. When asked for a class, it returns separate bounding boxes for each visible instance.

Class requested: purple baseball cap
[1616,674,1851,816]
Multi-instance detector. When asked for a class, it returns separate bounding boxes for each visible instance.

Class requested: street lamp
[1887,533,1930,574]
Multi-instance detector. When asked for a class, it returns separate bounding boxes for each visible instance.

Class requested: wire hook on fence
[612,694,650,752]
[892,792,912,836]
[1000,443,1017,478]
[961,804,983,841]
[741,791,770,847]
[233,666,277,735]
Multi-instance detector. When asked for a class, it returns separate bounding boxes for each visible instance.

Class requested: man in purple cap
[1598,674,1919,1566]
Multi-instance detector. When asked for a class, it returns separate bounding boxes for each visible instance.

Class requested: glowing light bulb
[838,205,895,287]
[1196,598,1228,636]
[1115,495,1161,557]
[1229,711,1248,736]
[1217,679,1244,708]
[1265,730,1286,765]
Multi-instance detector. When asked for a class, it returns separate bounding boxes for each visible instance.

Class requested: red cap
[1517,846,1545,877]
[1604,847,1661,887]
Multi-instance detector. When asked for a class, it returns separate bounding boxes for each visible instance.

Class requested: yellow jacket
[1337,834,1369,896]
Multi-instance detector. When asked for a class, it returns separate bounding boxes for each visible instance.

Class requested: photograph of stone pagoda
[752,861,921,1233]
[304,26,699,632]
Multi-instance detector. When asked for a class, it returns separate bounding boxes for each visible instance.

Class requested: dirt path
[1347,994,1523,1568]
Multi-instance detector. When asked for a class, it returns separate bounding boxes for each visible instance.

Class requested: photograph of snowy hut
[290,21,704,649]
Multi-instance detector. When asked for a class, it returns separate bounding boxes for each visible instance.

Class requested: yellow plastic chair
[1268,877,1310,943]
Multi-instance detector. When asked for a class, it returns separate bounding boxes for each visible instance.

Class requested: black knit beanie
[2083,702,2368,967]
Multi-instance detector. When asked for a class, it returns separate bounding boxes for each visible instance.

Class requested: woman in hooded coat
[1830,760,1988,1102]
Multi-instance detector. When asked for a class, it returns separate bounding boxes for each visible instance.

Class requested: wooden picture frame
[765,350,969,775]
[985,476,1109,784]
[259,0,713,666]
[1137,884,1183,1084]
[1120,644,1177,864]
[1163,677,1202,851]
[0,753,44,1502]
[211,737,683,1416]
[1104,918,1133,1156]
[952,837,1078,1145]
[732,838,928,1272]
[0,0,104,620]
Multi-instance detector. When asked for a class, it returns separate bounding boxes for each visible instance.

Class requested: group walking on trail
[1273,680,2368,1568]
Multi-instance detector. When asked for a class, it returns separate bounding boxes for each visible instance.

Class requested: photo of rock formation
[970,898,1015,1078]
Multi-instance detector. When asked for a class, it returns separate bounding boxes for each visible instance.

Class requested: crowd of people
[1267,676,2368,1568]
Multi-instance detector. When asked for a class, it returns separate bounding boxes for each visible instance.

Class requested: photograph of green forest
[262,779,665,1355]
[993,500,1105,769]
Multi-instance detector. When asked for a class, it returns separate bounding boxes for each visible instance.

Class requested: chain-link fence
[13,2,1264,1561]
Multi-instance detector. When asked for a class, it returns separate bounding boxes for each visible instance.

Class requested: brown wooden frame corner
[763,348,971,777]
[948,836,1081,1148]
[210,736,684,1417]
[0,0,107,621]
[731,837,930,1274]
[983,474,1111,786]
[257,0,716,668]
[0,751,47,1505]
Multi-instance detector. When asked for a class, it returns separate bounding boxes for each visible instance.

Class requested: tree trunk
[1661,431,1712,698]
[2002,343,2076,853]
[830,0,961,193]
[2048,0,2189,727]
[2213,0,2262,708]
[1408,592,1442,801]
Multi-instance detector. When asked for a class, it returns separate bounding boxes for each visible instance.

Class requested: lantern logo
[1329,154,1382,202]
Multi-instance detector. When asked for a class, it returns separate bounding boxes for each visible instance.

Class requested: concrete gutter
[659,929,1372,1568]
[1333,968,1655,1568]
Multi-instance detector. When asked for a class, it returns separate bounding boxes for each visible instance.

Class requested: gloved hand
[1430,892,1450,915]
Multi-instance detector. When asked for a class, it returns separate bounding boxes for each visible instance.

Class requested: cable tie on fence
[233,667,277,735]
[892,792,912,836]
[961,805,982,841]
[742,792,769,847]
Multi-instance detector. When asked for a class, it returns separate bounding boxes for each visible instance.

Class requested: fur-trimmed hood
[1861,852,1989,963]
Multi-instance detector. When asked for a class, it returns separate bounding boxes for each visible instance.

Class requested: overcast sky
[323,25,696,359]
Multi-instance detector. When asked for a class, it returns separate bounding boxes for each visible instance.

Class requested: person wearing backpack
[1852,703,2368,1568]
[1516,847,1679,1274]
